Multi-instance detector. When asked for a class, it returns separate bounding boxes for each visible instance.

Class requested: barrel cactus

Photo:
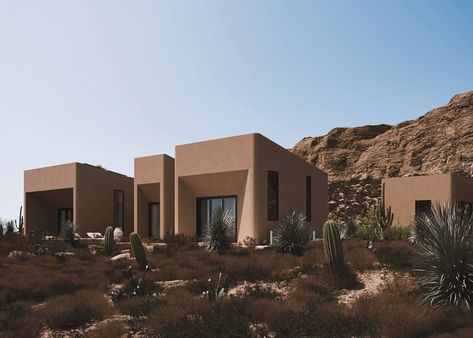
[104,226,114,256]
[323,220,344,276]
[130,232,148,270]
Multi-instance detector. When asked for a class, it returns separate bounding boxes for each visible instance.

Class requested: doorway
[149,203,160,239]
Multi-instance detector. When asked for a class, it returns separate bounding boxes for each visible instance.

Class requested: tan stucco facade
[175,133,328,243]
[134,154,175,239]
[24,163,133,237]
[23,133,328,243]
[383,173,473,226]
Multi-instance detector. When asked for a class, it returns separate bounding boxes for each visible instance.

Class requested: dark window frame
[415,200,432,219]
[306,176,312,222]
[113,190,125,230]
[267,170,279,221]
[196,195,237,240]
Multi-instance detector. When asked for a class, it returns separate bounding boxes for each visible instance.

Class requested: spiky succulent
[203,207,235,253]
[272,210,309,255]
[414,202,473,310]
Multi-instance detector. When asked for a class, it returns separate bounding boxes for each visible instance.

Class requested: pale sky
[1,0,473,220]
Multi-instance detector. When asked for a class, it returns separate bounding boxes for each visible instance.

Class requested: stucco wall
[134,154,175,238]
[253,134,328,241]
[76,164,133,236]
[452,175,473,204]
[175,133,328,243]
[24,163,76,234]
[383,174,453,226]
[24,163,133,237]
[175,134,256,241]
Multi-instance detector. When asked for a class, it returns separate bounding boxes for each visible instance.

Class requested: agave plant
[414,202,473,310]
[203,207,235,253]
[272,210,309,255]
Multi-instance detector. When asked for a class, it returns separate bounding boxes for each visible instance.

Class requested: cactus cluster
[130,232,148,270]
[104,226,114,256]
[323,220,344,276]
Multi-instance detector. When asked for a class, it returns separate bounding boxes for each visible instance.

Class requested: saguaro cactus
[104,226,114,256]
[323,220,344,276]
[130,232,148,270]
[376,203,394,240]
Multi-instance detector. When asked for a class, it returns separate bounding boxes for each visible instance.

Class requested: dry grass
[43,289,112,330]
[1,235,473,337]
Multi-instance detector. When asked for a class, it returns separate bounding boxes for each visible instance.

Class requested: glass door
[196,196,237,241]
[149,203,160,239]
[57,208,73,235]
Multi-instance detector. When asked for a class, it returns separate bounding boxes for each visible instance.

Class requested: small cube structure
[175,133,328,243]
[24,163,133,237]
[383,173,473,226]
[134,154,175,239]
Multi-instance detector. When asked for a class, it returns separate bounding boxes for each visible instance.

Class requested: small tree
[272,210,310,255]
[203,207,235,253]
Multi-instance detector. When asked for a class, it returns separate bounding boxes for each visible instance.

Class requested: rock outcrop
[292,90,473,219]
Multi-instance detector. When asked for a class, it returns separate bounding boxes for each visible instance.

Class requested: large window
[415,200,431,219]
[114,190,124,229]
[268,171,279,221]
[196,196,237,241]
[306,176,312,222]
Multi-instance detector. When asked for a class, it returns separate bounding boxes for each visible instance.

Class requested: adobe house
[383,173,473,226]
[24,163,133,237]
[175,133,328,243]
[134,154,175,239]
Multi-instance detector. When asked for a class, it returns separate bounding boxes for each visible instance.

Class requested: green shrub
[384,225,411,240]
[414,202,473,309]
[203,207,235,253]
[272,210,309,255]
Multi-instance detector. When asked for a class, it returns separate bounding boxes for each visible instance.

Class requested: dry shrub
[148,288,202,333]
[0,266,94,303]
[43,289,112,330]
[248,298,376,338]
[430,327,473,338]
[87,320,130,338]
[352,278,470,338]
[0,301,43,338]
[117,296,164,317]
[157,298,251,338]
[375,240,416,269]
[343,239,376,270]
[293,276,336,304]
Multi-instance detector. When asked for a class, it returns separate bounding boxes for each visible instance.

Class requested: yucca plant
[414,202,473,310]
[272,210,309,255]
[203,207,235,253]
[61,222,77,246]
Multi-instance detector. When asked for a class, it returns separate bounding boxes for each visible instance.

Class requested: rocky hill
[292,90,473,220]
